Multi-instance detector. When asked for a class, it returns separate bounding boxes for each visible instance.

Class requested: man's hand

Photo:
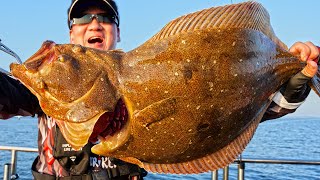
[280,42,319,103]
[289,41,319,77]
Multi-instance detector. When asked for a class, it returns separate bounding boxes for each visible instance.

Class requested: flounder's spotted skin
[10,1,320,174]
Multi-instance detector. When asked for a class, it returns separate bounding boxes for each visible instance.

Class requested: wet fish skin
[11,42,123,123]
[100,28,302,162]
[11,29,302,171]
[10,43,126,148]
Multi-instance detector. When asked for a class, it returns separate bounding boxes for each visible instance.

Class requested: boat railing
[1,145,320,180]
[0,146,37,180]
[212,158,320,180]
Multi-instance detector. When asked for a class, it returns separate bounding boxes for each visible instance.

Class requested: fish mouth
[90,100,128,142]
[57,101,131,151]
[90,100,131,153]
[96,119,131,153]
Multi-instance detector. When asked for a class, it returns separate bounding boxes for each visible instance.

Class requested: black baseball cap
[68,0,119,29]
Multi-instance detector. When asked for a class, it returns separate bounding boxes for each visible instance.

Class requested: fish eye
[72,44,85,53]
[57,55,65,62]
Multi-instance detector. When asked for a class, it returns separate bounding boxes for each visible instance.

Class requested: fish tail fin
[310,61,320,96]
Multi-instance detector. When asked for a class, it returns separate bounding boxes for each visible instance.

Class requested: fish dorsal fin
[150,1,287,50]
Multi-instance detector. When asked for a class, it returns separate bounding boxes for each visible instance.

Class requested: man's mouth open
[87,36,104,49]
[88,37,104,44]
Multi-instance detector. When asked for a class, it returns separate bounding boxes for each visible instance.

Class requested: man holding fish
[0,0,319,179]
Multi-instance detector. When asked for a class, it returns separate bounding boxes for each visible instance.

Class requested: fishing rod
[0,39,22,75]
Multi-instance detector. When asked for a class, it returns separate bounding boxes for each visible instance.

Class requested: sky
[0,0,319,117]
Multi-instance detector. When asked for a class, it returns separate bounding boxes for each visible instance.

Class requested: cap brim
[68,0,119,23]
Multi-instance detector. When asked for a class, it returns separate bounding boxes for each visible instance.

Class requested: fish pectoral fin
[133,97,179,127]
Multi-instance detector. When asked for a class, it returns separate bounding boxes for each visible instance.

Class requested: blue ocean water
[0,116,319,180]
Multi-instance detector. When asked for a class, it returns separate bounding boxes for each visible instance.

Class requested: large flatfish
[10,1,320,174]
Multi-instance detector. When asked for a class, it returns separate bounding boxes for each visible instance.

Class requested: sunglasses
[70,14,119,28]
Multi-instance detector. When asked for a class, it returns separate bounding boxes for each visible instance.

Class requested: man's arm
[261,72,311,121]
[0,72,41,119]
[262,42,319,122]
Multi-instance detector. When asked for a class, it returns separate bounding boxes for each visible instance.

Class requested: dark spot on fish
[61,55,81,70]
[183,66,196,83]
[248,39,255,46]
[184,69,193,80]
[203,36,213,44]
[197,123,210,132]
